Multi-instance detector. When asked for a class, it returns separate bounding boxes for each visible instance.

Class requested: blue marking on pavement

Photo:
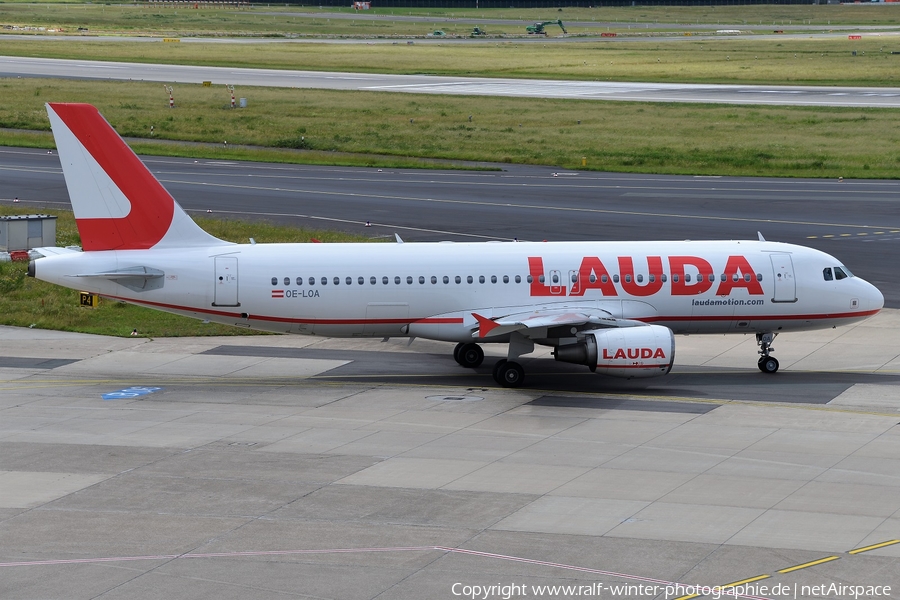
[102,386,162,400]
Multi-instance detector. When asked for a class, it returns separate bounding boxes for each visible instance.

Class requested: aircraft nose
[863,279,884,312]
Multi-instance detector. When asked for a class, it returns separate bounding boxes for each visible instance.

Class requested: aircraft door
[213,256,240,307]
[770,253,797,303]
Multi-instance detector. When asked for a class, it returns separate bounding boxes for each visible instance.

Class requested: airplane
[28,103,884,387]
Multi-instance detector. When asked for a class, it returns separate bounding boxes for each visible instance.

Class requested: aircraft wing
[472,307,627,339]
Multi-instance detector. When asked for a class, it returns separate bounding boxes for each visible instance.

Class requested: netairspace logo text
[450,582,893,599]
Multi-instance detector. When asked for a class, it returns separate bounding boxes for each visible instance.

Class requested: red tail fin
[47,103,225,251]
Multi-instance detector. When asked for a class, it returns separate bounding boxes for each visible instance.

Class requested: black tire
[458,343,484,368]
[453,342,465,365]
[498,361,525,388]
[492,359,508,385]
[758,356,779,374]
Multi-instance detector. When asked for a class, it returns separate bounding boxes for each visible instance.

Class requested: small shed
[0,214,58,252]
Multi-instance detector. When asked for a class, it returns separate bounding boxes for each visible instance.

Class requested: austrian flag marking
[271,290,284,298]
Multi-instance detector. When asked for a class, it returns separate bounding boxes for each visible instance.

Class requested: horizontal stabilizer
[70,266,165,292]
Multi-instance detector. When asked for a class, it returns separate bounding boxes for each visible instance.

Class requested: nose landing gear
[756,332,779,373]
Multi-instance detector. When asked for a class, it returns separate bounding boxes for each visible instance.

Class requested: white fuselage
[34,239,883,345]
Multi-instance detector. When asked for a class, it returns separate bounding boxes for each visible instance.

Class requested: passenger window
[467,275,473,284]
[834,267,848,280]
[624,275,632,283]
[673,274,680,283]
[601,275,608,283]
[334,277,340,285]
[419,276,425,284]
[297,277,304,286]
[527,275,534,283]
[552,273,559,284]
[732,274,739,282]
[503,275,509,283]
[309,277,315,286]
[358,276,364,285]
[648,275,654,283]
[515,275,521,283]
[538,275,545,283]
[284,277,290,286]
[431,276,438,284]
[346,277,352,285]
[395,276,401,285]
[756,273,763,281]
[370,276,376,285]
[720,274,727,282]
[589,274,597,283]
[479,275,485,284]
[744,273,751,282]
[455,276,461,284]
[383,276,389,285]
[613,274,619,283]
[492,275,498,284]
[407,276,413,284]
[443,276,450,284]
[571,273,578,283]
[271,277,278,286]
[685,274,692,283]
[661,274,667,282]
[321,277,328,286]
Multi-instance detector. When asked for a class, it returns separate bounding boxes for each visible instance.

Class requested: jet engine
[553,324,675,378]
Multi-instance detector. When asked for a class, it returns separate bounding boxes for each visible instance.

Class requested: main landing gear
[756,332,779,374]
[453,342,484,368]
[492,359,525,387]
[454,334,533,388]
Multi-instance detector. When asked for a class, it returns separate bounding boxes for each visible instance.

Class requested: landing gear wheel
[758,356,779,374]
[494,360,525,388]
[453,342,465,365]
[457,343,484,368]
[491,359,508,384]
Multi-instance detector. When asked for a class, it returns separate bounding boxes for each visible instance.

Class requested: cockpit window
[823,268,833,281]
[834,266,849,280]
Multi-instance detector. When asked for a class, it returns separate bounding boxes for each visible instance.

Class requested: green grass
[4,77,900,179]
[0,205,378,337]
[3,36,900,86]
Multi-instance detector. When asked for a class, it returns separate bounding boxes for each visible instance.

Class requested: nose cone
[870,282,885,312]
[862,278,884,314]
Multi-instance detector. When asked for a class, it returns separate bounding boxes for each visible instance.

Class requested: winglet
[472,313,500,338]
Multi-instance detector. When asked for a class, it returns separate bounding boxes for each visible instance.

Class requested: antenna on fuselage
[395,233,404,244]
[758,232,766,242]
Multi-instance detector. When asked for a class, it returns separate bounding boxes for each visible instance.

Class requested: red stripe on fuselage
[640,309,880,323]
[49,103,174,251]
[103,295,878,328]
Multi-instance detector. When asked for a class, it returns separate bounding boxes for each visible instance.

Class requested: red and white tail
[46,103,227,251]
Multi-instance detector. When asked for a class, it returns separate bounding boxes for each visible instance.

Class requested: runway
[3,146,899,307]
[1,314,898,599]
[4,55,900,107]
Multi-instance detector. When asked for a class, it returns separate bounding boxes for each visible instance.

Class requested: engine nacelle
[554,325,675,379]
